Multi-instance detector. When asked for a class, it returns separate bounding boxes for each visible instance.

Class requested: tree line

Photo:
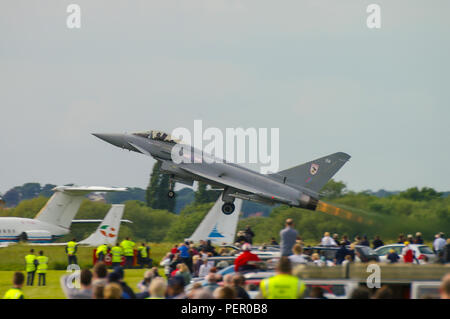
[1,162,448,244]
[1,177,448,244]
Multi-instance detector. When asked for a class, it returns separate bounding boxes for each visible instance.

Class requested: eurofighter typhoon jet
[93,131,350,215]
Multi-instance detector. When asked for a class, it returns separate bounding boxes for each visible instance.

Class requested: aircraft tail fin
[34,192,85,229]
[271,152,351,195]
[78,205,125,246]
[188,195,242,245]
[34,186,126,229]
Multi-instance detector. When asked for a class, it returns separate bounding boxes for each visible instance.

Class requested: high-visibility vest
[3,288,24,299]
[25,254,36,272]
[120,240,135,257]
[67,241,77,256]
[96,244,108,258]
[260,274,305,299]
[111,246,122,263]
[36,256,48,274]
[138,246,148,258]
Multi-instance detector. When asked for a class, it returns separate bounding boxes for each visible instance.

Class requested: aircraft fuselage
[0,217,67,243]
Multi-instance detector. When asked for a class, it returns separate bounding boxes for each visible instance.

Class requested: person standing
[406,234,414,244]
[402,242,414,263]
[192,255,202,277]
[288,244,308,266]
[372,235,384,249]
[170,244,179,254]
[175,263,191,286]
[160,253,173,278]
[236,231,247,244]
[259,257,305,299]
[120,237,135,268]
[320,232,337,246]
[332,234,340,245]
[137,243,151,268]
[341,235,351,246]
[36,250,48,286]
[414,232,424,244]
[244,225,255,245]
[3,272,25,299]
[442,239,450,264]
[66,238,78,265]
[25,249,37,286]
[204,240,217,256]
[234,243,261,272]
[111,244,123,269]
[198,258,213,278]
[434,234,446,256]
[335,241,351,265]
[359,235,370,247]
[387,249,400,263]
[96,243,108,263]
[177,242,192,271]
[280,219,299,257]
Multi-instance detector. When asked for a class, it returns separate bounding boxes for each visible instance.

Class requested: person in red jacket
[234,244,261,272]
[170,244,178,255]
[402,242,414,263]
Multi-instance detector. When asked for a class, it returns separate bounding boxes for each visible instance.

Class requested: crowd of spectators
[27,220,450,299]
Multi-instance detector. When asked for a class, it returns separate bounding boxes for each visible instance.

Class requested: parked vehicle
[374,244,437,263]
[303,245,379,263]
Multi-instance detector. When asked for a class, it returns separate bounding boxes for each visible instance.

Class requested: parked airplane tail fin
[188,195,242,245]
[34,186,126,229]
[271,152,351,195]
[78,205,125,246]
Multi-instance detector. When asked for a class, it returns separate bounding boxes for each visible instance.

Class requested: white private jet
[0,186,126,244]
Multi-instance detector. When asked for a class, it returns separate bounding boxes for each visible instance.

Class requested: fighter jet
[93,130,350,214]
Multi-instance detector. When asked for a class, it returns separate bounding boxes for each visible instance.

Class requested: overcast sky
[0,0,449,194]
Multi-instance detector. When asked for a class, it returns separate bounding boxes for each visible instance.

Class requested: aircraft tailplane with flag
[78,204,125,246]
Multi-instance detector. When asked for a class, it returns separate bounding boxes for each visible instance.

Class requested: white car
[374,244,438,263]
[219,244,280,258]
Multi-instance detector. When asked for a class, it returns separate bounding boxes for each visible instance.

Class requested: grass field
[0,243,174,298]
[0,243,175,270]
[0,269,152,299]
[0,240,434,271]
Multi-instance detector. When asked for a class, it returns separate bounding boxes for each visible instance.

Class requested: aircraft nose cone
[92,133,126,148]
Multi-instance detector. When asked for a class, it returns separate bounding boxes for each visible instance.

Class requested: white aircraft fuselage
[0,217,67,243]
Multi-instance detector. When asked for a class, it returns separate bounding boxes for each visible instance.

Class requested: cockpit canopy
[133,130,181,144]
